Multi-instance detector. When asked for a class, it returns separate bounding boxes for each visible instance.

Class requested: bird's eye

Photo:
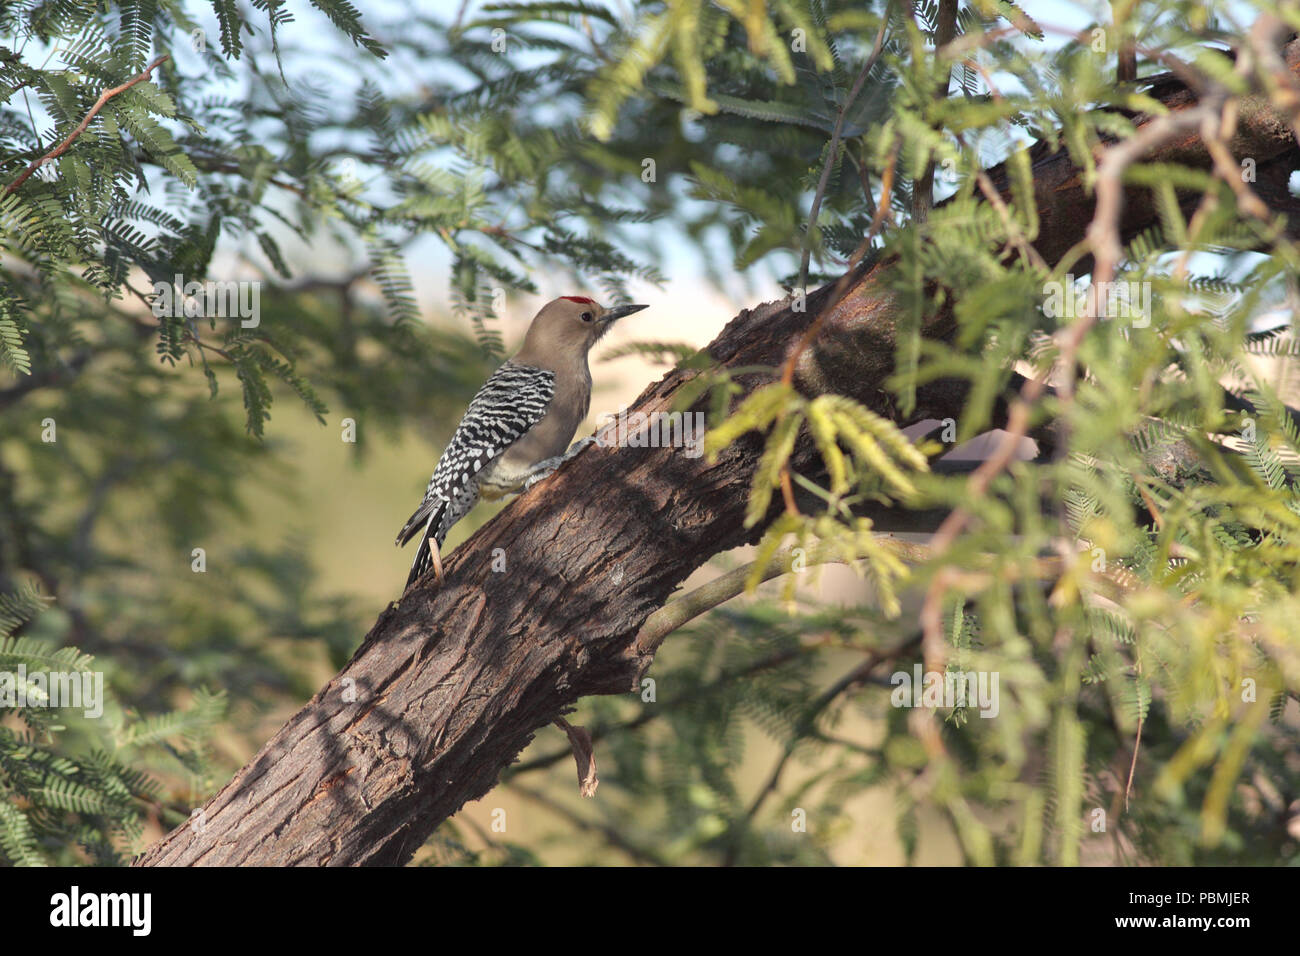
[580,311,594,323]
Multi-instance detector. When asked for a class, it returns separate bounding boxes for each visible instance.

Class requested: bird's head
[516,296,647,366]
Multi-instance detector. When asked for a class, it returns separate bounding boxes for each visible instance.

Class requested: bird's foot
[521,437,598,491]
[565,435,598,457]
[522,460,559,491]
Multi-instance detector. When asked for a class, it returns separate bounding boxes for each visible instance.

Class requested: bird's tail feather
[399,498,448,589]
[396,496,446,548]
[405,518,438,589]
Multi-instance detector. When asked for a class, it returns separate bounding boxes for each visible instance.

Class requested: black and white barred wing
[395,361,556,552]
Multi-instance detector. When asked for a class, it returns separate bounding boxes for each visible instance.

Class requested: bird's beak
[601,303,648,323]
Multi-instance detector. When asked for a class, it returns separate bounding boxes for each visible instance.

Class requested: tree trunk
[134,42,1300,867]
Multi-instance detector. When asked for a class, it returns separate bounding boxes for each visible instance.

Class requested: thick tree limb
[134,41,1300,867]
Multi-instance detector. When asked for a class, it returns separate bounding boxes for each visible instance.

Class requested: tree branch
[4,55,169,196]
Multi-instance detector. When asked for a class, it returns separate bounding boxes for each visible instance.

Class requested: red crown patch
[560,296,597,304]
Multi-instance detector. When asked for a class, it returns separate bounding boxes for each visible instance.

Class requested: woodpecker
[396,296,647,588]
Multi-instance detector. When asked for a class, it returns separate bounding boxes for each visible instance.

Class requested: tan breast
[478,360,591,497]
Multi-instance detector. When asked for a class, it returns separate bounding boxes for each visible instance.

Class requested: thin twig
[961,133,1048,273]
[505,781,669,865]
[797,16,889,291]
[783,136,900,391]
[508,645,816,777]
[634,539,927,659]
[772,137,900,523]
[4,54,169,196]
[911,0,959,224]
[1124,659,1145,811]
[1114,0,1137,84]
[725,634,923,863]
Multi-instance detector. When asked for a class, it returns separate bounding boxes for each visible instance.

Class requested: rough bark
[134,43,1300,867]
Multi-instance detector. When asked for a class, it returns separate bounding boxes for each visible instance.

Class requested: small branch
[505,782,668,866]
[4,55,170,196]
[962,134,1048,273]
[911,0,959,224]
[726,634,923,862]
[1114,0,1137,84]
[1124,662,1145,811]
[797,16,889,291]
[633,540,929,661]
[783,136,899,391]
[508,645,812,778]
[772,130,902,531]
[183,157,311,198]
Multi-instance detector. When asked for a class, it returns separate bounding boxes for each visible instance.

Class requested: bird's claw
[522,463,558,491]
[521,436,598,492]
[565,435,598,457]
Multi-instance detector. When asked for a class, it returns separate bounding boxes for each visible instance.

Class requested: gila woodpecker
[396,296,647,588]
